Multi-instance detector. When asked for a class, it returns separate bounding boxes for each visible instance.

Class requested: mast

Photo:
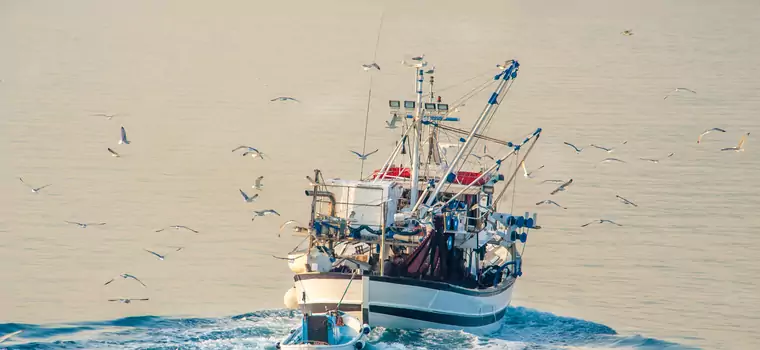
[422,60,520,210]
[409,68,425,207]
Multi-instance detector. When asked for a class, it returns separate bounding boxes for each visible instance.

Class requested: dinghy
[276,310,370,350]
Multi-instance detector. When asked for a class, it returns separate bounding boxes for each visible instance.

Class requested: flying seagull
[270,96,299,102]
[697,128,726,143]
[252,176,264,190]
[108,298,149,304]
[18,177,51,193]
[639,153,674,163]
[280,220,303,231]
[521,161,544,178]
[155,225,199,233]
[563,142,583,153]
[598,158,627,165]
[350,149,379,160]
[550,179,573,195]
[472,154,495,162]
[239,189,259,203]
[93,113,116,120]
[386,114,400,129]
[243,149,265,160]
[663,88,696,100]
[231,145,259,153]
[620,29,634,36]
[541,179,565,184]
[252,209,280,221]
[104,273,147,287]
[721,133,750,152]
[535,200,567,209]
[581,219,623,227]
[144,249,166,261]
[616,195,638,207]
[65,221,106,228]
[0,330,22,343]
[589,144,614,153]
[107,148,121,157]
[119,126,130,144]
[362,63,381,71]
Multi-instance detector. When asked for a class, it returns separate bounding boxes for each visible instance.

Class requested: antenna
[359,11,385,179]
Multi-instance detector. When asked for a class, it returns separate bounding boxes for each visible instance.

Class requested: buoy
[283,286,298,309]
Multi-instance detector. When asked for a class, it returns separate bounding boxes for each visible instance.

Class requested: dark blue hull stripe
[367,305,508,327]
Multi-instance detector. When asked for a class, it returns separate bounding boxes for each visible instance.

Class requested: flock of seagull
[519,94,749,228]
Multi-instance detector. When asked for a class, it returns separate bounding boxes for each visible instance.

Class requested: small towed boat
[276,310,370,350]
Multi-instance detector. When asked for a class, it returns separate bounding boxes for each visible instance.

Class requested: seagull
[663,88,696,100]
[231,145,259,153]
[93,113,116,120]
[362,63,381,71]
[155,225,199,233]
[231,146,266,159]
[239,189,259,203]
[350,149,379,160]
[411,54,425,61]
[252,176,264,190]
[119,126,130,144]
[472,154,495,161]
[400,60,427,68]
[18,177,51,193]
[104,273,147,287]
[697,128,726,143]
[243,149,265,160]
[589,144,614,153]
[280,220,303,231]
[270,96,299,102]
[721,133,750,152]
[252,209,280,221]
[0,330,22,343]
[535,200,566,209]
[167,246,184,252]
[581,219,623,227]
[385,114,400,129]
[424,65,436,74]
[144,249,166,261]
[620,29,634,36]
[550,179,573,195]
[521,161,544,178]
[541,179,565,184]
[563,142,583,153]
[598,158,627,165]
[306,176,319,187]
[108,298,149,304]
[65,221,106,228]
[616,195,638,207]
[639,153,674,163]
[107,148,121,157]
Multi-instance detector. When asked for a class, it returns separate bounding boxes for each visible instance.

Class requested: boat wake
[0,307,694,350]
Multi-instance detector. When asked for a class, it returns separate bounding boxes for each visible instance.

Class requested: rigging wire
[359,11,385,179]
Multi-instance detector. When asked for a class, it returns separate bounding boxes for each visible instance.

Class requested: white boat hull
[288,272,514,333]
[361,275,514,333]
[291,273,363,319]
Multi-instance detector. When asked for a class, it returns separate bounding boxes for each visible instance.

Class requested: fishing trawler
[282,59,542,333]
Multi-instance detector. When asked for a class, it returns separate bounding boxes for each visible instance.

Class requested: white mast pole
[409,68,425,206]
[422,60,519,209]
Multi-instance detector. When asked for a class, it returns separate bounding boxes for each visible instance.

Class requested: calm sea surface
[1,1,759,349]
